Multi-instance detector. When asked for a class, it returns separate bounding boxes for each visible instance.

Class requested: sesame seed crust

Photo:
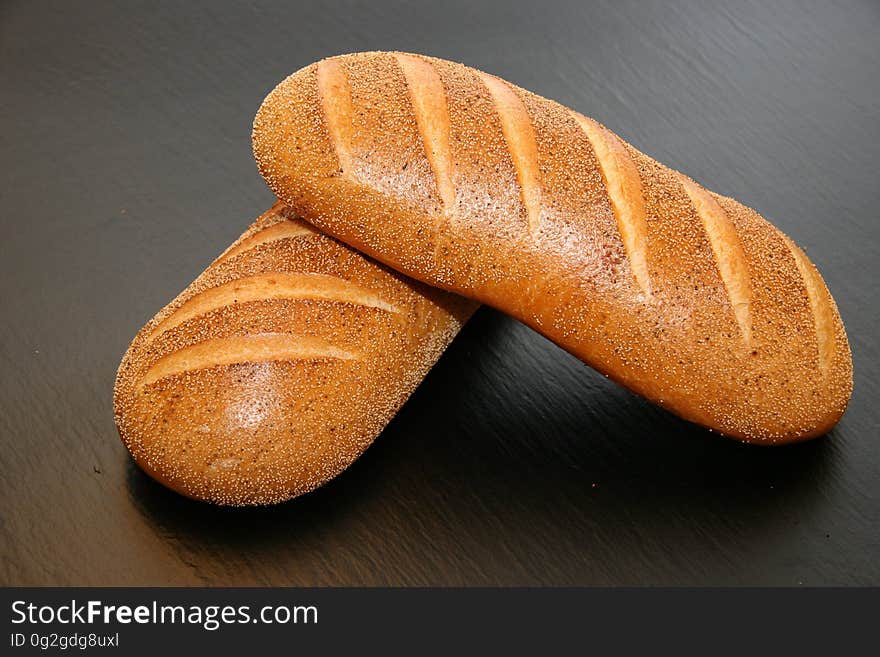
[252,51,853,443]
[113,203,476,506]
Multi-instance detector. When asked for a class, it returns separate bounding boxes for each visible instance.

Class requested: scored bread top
[253,51,853,443]
[114,203,475,505]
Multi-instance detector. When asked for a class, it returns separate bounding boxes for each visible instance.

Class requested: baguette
[114,202,475,505]
[253,51,852,443]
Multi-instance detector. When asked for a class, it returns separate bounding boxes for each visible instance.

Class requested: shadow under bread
[126,306,836,583]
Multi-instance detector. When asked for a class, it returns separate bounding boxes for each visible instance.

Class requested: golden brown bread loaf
[114,203,475,505]
[253,51,852,443]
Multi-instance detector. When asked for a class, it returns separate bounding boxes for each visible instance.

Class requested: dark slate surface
[1,0,877,585]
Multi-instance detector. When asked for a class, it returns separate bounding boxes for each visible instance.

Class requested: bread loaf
[253,51,852,443]
[114,202,475,505]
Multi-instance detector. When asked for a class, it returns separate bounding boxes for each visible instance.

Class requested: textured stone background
[2,0,877,585]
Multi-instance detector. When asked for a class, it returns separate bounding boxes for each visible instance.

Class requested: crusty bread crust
[114,203,475,505]
[253,52,853,443]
